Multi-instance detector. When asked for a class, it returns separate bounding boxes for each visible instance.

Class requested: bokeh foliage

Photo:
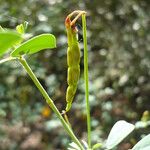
[0,0,150,149]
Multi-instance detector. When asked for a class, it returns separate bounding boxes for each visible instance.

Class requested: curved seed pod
[67,44,80,66]
[66,85,77,103]
[65,15,81,112]
[67,65,80,85]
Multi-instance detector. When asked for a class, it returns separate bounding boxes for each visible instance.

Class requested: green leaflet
[0,30,22,57]
[11,34,56,57]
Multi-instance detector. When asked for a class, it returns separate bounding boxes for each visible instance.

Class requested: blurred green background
[0,0,150,149]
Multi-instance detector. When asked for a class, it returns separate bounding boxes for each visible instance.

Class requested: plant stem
[0,57,16,64]
[82,14,91,148]
[19,56,84,150]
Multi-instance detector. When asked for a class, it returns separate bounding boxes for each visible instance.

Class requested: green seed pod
[67,44,80,67]
[66,85,77,103]
[67,65,80,85]
[65,16,81,112]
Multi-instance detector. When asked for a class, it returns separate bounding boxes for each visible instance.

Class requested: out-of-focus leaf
[135,121,150,129]
[16,24,24,34]
[16,21,29,34]
[0,31,22,57]
[132,134,150,150]
[11,34,56,57]
[68,142,80,150]
[106,120,135,149]
[92,143,102,150]
[81,140,88,149]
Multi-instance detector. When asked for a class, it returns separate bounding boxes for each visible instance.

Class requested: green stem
[18,57,84,150]
[0,57,16,64]
[82,14,91,148]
